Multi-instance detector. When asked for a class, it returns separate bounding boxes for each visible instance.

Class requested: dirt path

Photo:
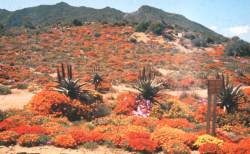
[0,89,34,111]
[0,145,132,154]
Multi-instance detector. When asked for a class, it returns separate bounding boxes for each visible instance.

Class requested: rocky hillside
[0,2,226,42]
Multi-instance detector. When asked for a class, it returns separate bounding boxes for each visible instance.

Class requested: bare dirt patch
[0,145,132,154]
[0,89,34,110]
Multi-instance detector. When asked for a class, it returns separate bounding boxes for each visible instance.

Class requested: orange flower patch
[199,143,223,154]
[70,129,103,144]
[28,90,70,115]
[159,118,196,129]
[0,131,19,146]
[11,125,48,135]
[53,134,77,148]
[114,92,137,115]
[126,131,158,152]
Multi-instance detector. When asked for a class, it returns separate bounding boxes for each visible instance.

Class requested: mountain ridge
[0,2,226,42]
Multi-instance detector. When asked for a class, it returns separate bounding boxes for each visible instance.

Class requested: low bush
[199,143,223,154]
[16,83,28,89]
[17,134,48,147]
[72,19,82,26]
[53,134,77,148]
[149,22,166,35]
[135,21,150,32]
[82,142,98,150]
[194,135,224,148]
[0,131,19,146]
[192,38,207,47]
[0,85,11,95]
[225,37,250,56]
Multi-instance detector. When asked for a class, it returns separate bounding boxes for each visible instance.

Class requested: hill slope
[0,2,225,41]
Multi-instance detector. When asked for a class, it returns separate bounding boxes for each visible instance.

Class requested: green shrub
[0,85,11,95]
[135,21,150,32]
[0,110,8,122]
[94,32,101,38]
[225,38,250,56]
[217,73,245,113]
[149,22,166,35]
[184,32,196,40]
[191,38,207,47]
[93,104,111,117]
[82,142,98,150]
[217,110,250,127]
[16,83,28,89]
[72,19,83,26]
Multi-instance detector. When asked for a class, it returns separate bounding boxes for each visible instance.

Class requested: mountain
[0,2,124,27]
[125,5,225,42]
[0,2,226,41]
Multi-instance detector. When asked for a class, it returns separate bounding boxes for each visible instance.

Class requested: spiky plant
[134,67,163,102]
[93,73,103,90]
[217,73,245,113]
[92,66,103,90]
[55,64,85,100]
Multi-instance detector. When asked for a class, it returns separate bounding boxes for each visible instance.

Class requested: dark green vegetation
[56,64,84,100]
[0,2,226,43]
[217,73,245,114]
[225,37,250,57]
[0,85,11,95]
[134,67,164,102]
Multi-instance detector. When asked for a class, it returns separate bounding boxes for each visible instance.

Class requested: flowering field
[0,24,250,154]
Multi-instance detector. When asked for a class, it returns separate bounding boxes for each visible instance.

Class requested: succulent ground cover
[0,24,250,153]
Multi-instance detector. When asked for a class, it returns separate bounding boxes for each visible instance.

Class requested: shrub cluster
[225,37,250,56]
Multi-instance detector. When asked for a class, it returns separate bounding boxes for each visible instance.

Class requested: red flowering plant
[0,131,19,146]
[0,115,29,131]
[125,131,158,152]
[69,128,103,144]
[114,92,137,115]
[17,134,49,147]
[163,142,191,154]
[11,125,48,135]
[53,134,77,148]
[221,138,250,154]
[199,143,223,154]
[28,90,70,115]
[159,118,196,129]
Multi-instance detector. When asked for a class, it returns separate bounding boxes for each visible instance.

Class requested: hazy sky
[1,0,250,41]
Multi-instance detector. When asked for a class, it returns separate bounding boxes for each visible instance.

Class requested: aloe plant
[134,67,163,102]
[217,73,244,113]
[55,64,85,100]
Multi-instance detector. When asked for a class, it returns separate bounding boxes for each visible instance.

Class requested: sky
[0,0,250,42]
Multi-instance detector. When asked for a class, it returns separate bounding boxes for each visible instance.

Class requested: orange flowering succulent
[53,134,77,148]
[0,131,19,146]
[152,126,186,146]
[70,129,103,144]
[28,90,70,115]
[163,142,191,154]
[199,143,223,154]
[114,92,137,115]
[11,125,48,135]
[159,118,196,129]
[221,138,250,154]
[126,131,158,152]
[17,134,42,147]
[0,115,29,131]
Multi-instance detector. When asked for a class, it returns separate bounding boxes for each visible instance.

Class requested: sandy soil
[0,145,132,154]
[0,89,34,111]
